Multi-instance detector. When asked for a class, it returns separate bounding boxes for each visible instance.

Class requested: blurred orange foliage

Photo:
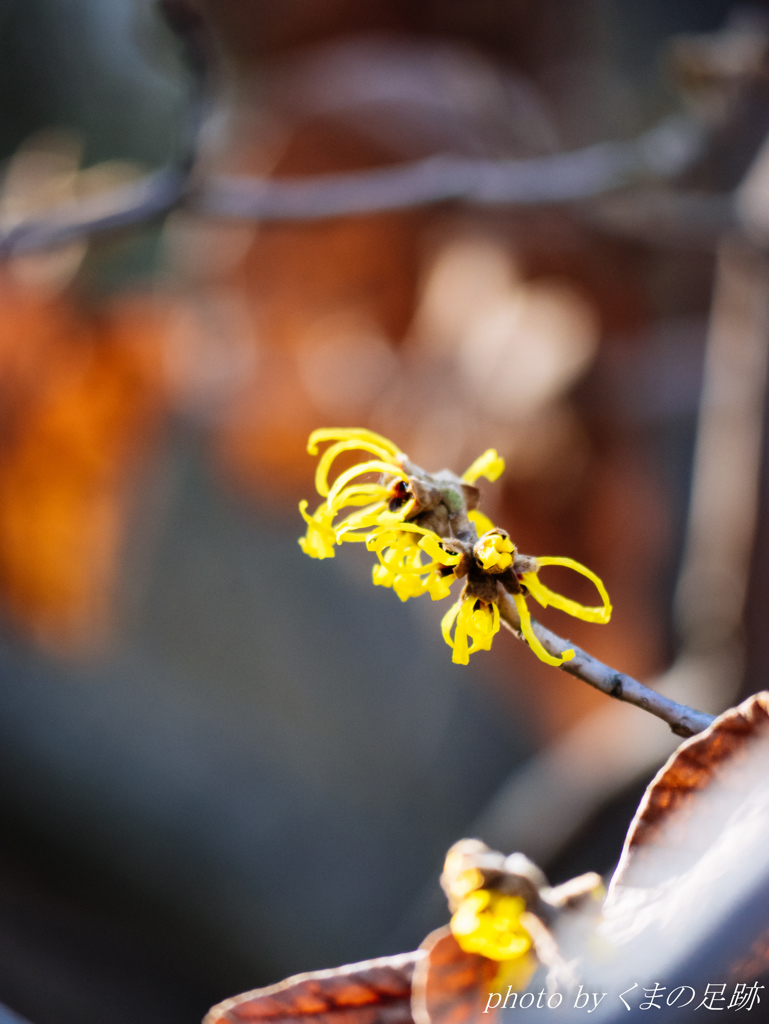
[0,279,166,653]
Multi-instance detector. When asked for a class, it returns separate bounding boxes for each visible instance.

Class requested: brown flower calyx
[380,456,540,600]
[397,457,480,542]
[441,838,604,921]
[447,529,539,602]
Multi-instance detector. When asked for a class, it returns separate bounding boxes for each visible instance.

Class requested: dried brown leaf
[411,927,497,1024]
[593,692,769,993]
[204,951,422,1024]
[612,690,769,887]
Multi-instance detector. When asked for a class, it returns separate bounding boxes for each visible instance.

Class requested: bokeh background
[0,1,767,1021]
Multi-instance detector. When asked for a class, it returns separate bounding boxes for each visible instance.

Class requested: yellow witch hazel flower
[299,428,611,667]
[451,890,531,960]
[440,839,540,992]
[439,838,605,997]
[440,531,612,667]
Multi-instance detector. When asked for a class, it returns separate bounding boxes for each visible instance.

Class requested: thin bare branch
[0,114,709,256]
[0,167,188,257]
[196,114,706,221]
[0,0,210,258]
[496,589,716,738]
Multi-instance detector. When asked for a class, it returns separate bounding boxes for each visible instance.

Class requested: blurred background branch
[194,114,707,220]
[0,113,718,252]
[1,5,766,251]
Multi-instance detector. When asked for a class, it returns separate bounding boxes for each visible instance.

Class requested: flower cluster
[440,838,604,996]
[299,428,611,665]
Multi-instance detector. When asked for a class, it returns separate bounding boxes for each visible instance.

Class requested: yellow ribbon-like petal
[372,562,401,589]
[522,557,612,624]
[512,592,574,667]
[366,525,403,557]
[468,509,496,536]
[441,597,500,664]
[368,521,458,553]
[462,449,505,485]
[441,599,463,657]
[334,500,389,541]
[298,500,336,559]
[426,571,454,601]
[329,485,388,512]
[453,599,474,664]
[366,523,459,605]
[307,428,401,458]
[467,599,500,651]
[314,439,400,497]
[393,573,428,602]
[417,533,462,567]
[451,891,531,961]
[327,460,408,511]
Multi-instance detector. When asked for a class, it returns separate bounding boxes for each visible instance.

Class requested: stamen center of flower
[475,531,515,572]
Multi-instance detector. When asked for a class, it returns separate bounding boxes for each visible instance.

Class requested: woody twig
[496,589,715,738]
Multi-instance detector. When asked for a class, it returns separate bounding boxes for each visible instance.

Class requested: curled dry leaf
[594,691,769,1000]
[203,951,422,1024]
[411,927,497,1024]
[611,690,769,888]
